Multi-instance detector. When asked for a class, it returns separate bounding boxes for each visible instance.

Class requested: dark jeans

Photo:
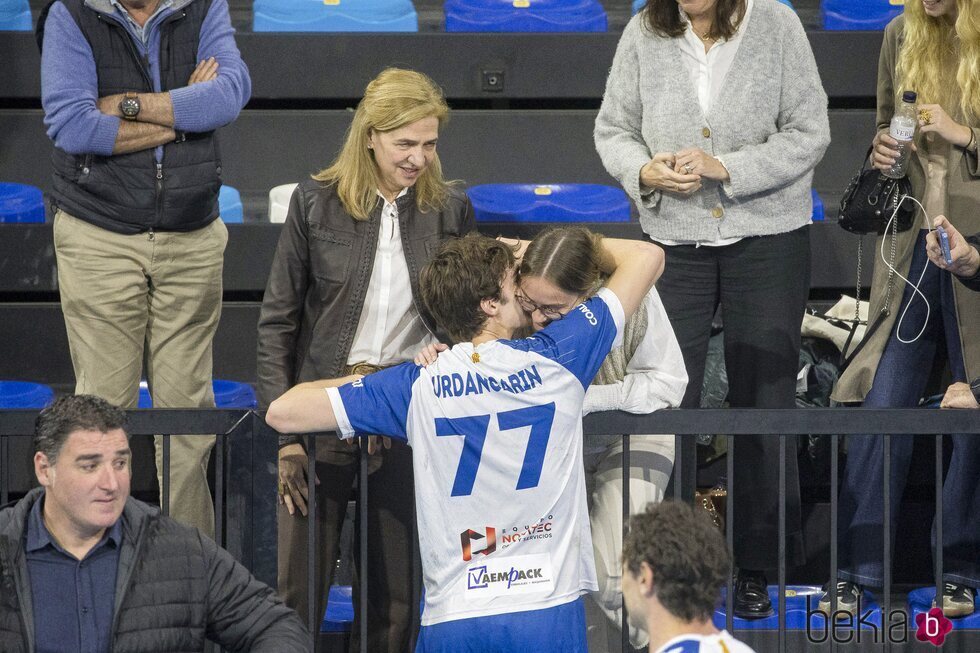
[278,438,416,653]
[839,229,980,588]
[652,225,811,570]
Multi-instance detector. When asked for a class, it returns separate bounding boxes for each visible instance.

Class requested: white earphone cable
[877,193,933,344]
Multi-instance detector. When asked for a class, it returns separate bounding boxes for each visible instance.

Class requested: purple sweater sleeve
[40,1,120,156]
[169,0,251,132]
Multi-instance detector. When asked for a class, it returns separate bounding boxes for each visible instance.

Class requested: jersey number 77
[435,402,556,497]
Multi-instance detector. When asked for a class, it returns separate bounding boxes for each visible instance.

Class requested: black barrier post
[359,439,369,653]
[673,434,683,500]
[0,434,7,507]
[830,433,839,653]
[778,435,786,653]
[935,434,943,620]
[883,434,891,653]
[725,436,734,636]
[306,434,317,653]
[162,434,171,517]
[621,433,630,653]
[215,430,225,549]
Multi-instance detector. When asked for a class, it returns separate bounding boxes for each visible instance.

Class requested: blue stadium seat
[811,189,824,222]
[823,0,901,30]
[445,0,606,32]
[714,585,882,630]
[253,0,418,32]
[0,381,54,408]
[908,587,980,629]
[467,184,630,222]
[0,0,31,31]
[218,185,243,223]
[0,182,44,223]
[139,380,257,409]
[321,585,354,632]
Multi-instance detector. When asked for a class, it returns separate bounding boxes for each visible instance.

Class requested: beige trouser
[586,434,675,650]
[54,209,227,537]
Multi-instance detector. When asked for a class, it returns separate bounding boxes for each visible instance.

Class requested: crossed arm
[41,0,250,156]
[98,59,218,154]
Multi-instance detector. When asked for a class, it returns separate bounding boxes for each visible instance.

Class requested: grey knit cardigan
[595,0,831,242]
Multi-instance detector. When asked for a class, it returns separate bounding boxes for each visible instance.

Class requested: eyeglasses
[514,287,573,321]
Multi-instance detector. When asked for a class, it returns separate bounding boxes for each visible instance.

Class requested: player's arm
[598,238,665,320]
[265,375,361,434]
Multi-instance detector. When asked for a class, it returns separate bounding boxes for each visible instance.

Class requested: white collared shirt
[347,188,437,367]
[659,0,754,248]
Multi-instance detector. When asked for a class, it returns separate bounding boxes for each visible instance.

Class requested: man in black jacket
[0,394,307,653]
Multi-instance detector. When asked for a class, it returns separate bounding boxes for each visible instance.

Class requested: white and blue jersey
[326,288,625,630]
[656,631,758,653]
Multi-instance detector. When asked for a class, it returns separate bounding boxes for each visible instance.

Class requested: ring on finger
[683,164,693,173]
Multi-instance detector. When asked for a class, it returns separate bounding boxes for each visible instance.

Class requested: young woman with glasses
[417,226,687,648]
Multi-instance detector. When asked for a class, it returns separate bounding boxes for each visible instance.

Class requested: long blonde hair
[313,68,451,220]
[897,0,980,122]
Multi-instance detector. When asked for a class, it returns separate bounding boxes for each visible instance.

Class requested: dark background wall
[0,0,881,391]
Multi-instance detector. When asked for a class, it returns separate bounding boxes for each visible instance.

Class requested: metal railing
[2,407,978,652]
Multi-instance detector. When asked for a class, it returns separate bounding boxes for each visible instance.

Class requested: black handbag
[838,146,916,235]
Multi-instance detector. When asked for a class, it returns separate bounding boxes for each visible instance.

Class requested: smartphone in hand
[936,225,953,265]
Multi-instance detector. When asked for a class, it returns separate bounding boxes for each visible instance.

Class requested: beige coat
[833,16,980,403]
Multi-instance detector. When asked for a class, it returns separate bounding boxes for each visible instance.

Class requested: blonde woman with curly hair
[257,68,475,649]
[829,0,980,619]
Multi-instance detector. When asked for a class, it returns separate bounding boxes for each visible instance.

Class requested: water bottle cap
[902,91,917,103]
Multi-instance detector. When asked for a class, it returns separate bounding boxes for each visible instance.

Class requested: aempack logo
[460,527,496,562]
[915,608,953,646]
[463,553,554,597]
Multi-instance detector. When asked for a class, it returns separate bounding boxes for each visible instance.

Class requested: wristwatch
[119,92,141,121]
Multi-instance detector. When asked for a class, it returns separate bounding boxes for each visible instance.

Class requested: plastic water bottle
[883,90,917,179]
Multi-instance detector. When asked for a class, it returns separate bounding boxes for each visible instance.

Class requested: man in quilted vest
[38,0,251,537]
[0,395,307,653]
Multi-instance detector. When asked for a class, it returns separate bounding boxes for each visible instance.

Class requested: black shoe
[817,581,862,617]
[734,570,774,619]
[934,583,976,619]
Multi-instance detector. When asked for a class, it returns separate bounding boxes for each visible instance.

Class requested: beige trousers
[54,209,227,537]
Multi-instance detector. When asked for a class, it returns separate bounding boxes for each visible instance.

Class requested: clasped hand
[640,148,727,196]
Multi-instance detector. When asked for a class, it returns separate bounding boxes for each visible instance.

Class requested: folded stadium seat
[445,0,607,32]
[908,587,980,629]
[253,0,418,32]
[0,381,54,408]
[268,183,299,223]
[467,183,630,222]
[822,0,901,30]
[0,182,45,223]
[811,189,824,222]
[714,585,882,630]
[138,380,258,408]
[218,185,243,223]
[321,585,354,633]
[0,0,31,30]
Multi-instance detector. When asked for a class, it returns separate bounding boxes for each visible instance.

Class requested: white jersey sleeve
[326,362,422,441]
[656,631,758,653]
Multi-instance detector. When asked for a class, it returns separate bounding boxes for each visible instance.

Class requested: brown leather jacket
[256,179,475,446]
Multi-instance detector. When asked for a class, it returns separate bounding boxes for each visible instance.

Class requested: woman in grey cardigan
[595,0,829,619]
